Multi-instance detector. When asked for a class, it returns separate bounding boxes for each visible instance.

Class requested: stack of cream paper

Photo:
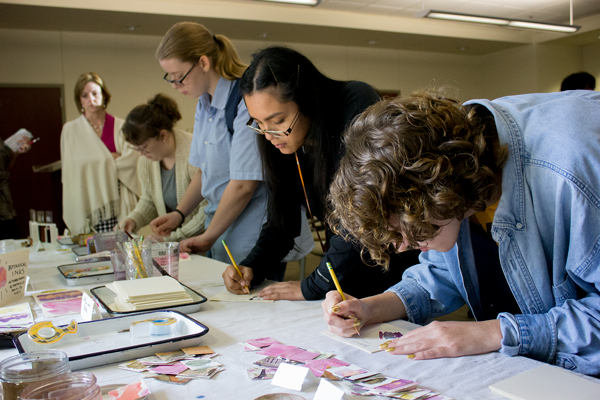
[106,276,193,311]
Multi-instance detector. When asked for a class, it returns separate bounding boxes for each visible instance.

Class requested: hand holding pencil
[326,262,362,336]
[222,240,250,294]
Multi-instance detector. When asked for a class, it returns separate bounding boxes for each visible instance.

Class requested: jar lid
[0,351,70,383]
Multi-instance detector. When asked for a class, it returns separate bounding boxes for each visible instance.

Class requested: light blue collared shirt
[387,90,600,376]
[189,77,267,263]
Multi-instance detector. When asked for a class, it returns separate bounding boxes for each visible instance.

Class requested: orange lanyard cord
[295,152,327,253]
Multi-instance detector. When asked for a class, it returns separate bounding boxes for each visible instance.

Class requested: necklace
[85,115,105,135]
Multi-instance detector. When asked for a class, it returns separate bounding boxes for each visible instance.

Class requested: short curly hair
[328,90,507,267]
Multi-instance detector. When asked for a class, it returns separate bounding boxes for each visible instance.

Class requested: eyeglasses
[246,110,300,138]
[163,63,195,86]
[128,143,150,155]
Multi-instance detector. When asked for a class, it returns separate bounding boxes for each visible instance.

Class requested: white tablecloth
[2,249,598,399]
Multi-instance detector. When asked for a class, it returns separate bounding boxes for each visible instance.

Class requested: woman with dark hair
[117,93,207,242]
[61,72,140,234]
[222,46,419,301]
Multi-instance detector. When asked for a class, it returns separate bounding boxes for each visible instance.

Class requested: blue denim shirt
[387,90,600,376]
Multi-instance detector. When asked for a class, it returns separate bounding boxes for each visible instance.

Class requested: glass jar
[0,350,70,400]
[20,372,101,400]
[123,242,153,279]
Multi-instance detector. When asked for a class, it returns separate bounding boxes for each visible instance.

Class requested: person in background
[150,22,269,264]
[60,72,140,234]
[117,93,207,242]
[323,89,600,376]
[560,71,596,91]
[0,138,31,240]
[222,46,419,301]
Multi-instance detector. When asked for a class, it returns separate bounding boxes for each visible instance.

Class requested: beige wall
[583,42,600,86]
[0,28,486,132]
[0,27,597,133]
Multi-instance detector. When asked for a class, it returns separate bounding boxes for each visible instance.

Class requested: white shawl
[61,115,141,234]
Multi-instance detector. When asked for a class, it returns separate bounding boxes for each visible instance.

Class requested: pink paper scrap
[108,380,151,400]
[304,358,350,377]
[374,378,417,393]
[150,362,189,375]
[287,349,320,362]
[257,344,319,362]
[257,343,298,357]
[246,337,281,348]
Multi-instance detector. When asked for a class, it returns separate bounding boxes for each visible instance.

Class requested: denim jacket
[387,90,600,376]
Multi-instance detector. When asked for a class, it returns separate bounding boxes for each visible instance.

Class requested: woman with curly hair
[323,89,600,376]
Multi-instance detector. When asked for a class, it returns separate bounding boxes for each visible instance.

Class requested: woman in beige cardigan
[61,72,140,234]
[118,93,207,242]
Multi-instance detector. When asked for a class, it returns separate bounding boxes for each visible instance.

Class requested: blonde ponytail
[156,22,246,80]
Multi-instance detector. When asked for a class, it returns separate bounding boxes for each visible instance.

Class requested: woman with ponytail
[118,93,207,242]
[150,22,301,267]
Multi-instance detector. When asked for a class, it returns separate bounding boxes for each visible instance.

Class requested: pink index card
[373,378,417,393]
[327,364,369,378]
[304,358,350,377]
[150,362,189,375]
[246,337,281,348]
[287,349,321,363]
[108,380,151,400]
[257,343,298,357]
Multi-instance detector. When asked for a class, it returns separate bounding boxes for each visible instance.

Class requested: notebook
[489,364,600,400]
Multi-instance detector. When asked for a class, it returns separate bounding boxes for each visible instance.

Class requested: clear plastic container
[20,372,101,400]
[109,249,127,281]
[123,242,153,280]
[93,231,128,252]
[0,350,71,400]
[151,242,180,279]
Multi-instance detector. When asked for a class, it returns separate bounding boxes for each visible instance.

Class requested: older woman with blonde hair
[60,72,140,234]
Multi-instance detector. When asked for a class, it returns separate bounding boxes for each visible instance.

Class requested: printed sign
[0,249,29,307]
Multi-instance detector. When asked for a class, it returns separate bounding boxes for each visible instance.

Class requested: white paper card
[80,292,100,321]
[321,322,412,353]
[4,128,32,152]
[271,362,310,391]
[314,378,345,400]
[489,364,600,400]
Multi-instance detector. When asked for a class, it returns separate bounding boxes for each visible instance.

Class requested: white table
[2,249,598,399]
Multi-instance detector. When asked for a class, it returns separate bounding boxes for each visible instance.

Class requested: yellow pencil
[132,241,148,278]
[222,240,249,294]
[326,262,361,336]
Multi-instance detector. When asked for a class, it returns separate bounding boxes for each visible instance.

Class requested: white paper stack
[106,276,193,311]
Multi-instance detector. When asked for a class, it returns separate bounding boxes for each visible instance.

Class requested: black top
[241,81,420,300]
[470,221,520,320]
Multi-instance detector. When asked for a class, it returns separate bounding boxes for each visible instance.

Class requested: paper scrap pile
[242,337,452,400]
[106,276,192,311]
[118,346,223,385]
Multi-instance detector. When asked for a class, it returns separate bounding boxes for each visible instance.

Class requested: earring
[81,107,84,113]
